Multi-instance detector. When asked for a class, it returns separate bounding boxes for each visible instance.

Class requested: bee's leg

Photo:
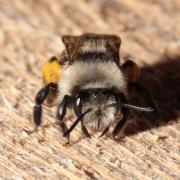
[57,95,69,139]
[33,83,58,129]
[112,93,129,140]
[112,108,129,140]
[63,109,91,138]
[99,126,110,138]
[121,59,140,82]
[81,122,91,138]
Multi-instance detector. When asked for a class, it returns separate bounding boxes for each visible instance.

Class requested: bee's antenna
[121,104,154,112]
[63,109,91,137]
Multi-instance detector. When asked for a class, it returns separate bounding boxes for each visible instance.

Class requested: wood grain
[0,0,180,179]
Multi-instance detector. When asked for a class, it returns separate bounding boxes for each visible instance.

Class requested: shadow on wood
[119,55,180,138]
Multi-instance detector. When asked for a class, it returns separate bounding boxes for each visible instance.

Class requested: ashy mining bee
[33,33,154,141]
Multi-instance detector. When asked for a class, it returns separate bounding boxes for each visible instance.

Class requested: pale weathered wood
[0,0,180,179]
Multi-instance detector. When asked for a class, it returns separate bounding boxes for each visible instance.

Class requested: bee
[33,33,154,141]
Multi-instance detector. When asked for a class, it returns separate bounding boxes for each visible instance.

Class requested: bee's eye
[76,97,81,106]
[74,95,82,117]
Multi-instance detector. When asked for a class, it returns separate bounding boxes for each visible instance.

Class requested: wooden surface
[0,0,180,179]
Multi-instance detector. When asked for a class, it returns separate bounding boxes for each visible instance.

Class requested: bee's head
[73,88,122,131]
[73,88,154,133]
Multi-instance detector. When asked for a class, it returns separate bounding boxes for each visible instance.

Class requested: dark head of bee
[73,88,124,132]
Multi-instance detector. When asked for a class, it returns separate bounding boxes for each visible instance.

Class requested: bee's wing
[61,35,81,62]
[61,34,121,65]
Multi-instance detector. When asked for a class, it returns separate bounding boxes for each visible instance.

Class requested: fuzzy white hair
[82,97,117,131]
[81,41,106,53]
[58,61,127,101]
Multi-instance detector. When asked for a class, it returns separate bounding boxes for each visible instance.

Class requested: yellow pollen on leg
[42,58,61,84]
